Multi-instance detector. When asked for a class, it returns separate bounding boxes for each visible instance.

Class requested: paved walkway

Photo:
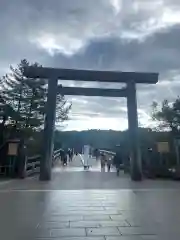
[0,155,180,239]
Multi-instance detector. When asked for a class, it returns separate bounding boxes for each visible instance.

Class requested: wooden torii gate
[24,67,158,181]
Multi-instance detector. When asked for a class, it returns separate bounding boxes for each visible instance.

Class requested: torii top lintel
[24,66,158,84]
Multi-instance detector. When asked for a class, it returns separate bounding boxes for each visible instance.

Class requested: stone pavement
[0,155,180,239]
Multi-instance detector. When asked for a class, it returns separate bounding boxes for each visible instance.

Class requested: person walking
[100,153,106,172]
[94,148,99,161]
[113,149,122,176]
[60,149,67,166]
[70,149,73,162]
[107,156,112,172]
[67,148,70,161]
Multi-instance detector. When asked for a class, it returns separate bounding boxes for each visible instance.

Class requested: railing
[26,155,41,176]
[99,149,116,156]
[52,149,62,166]
[26,148,62,176]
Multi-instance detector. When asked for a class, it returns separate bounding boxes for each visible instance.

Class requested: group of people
[100,150,122,176]
[59,147,123,176]
[60,148,74,165]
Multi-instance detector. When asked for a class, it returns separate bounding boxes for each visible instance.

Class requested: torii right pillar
[127,81,142,181]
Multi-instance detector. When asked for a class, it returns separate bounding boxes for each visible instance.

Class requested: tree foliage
[53,128,171,152]
[152,97,180,134]
[0,59,71,136]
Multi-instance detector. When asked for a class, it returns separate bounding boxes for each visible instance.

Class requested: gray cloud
[0,0,180,129]
[51,26,180,73]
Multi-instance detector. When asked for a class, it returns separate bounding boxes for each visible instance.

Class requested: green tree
[0,94,20,124]
[0,59,71,135]
[151,98,180,134]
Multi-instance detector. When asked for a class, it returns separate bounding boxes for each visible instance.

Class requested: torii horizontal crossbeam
[24,66,158,84]
[58,86,127,97]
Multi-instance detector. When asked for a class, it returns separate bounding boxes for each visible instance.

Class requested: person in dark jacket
[94,148,99,161]
[69,149,73,162]
[100,153,106,172]
[113,150,122,176]
[60,149,67,165]
[68,148,73,162]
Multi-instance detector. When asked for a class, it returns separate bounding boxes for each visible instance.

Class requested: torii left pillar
[40,78,58,181]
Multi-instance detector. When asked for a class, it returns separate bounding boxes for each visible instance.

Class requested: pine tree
[0,59,71,134]
[0,79,20,125]
[56,93,72,125]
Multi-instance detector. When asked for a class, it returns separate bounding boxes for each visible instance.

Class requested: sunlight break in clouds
[33,34,84,56]
[110,0,122,14]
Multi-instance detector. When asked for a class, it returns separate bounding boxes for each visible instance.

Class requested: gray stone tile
[99,220,129,227]
[38,221,69,229]
[106,237,142,240]
[84,215,111,220]
[70,221,101,228]
[35,238,105,240]
[120,210,144,217]
[60,206,105,211]
[2,172,180,240]
[46,215,83,222]
[51,228,86,237]
[87,227,120,236]
[118,227,156,236]
[110,215,126,221]
[126,219,156,227]
[141,236,158,239]
[71,219,129,229]
[104,206,119,209]
[46,210,118,215]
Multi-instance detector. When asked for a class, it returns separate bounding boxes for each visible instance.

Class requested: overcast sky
[1,0,180,131]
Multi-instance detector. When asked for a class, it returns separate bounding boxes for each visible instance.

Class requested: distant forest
[54,128,172,152]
